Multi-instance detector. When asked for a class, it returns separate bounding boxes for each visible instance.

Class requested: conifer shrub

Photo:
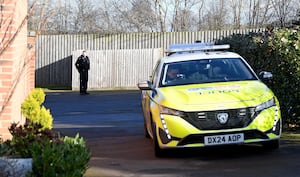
[21,88,53,129]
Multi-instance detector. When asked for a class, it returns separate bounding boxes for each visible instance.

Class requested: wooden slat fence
[35,28,265,89]
[72,49,162,90]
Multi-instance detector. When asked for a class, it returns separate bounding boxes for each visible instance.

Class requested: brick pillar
[0,0,33,140]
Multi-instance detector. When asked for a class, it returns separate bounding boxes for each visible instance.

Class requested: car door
[143,60,162,137]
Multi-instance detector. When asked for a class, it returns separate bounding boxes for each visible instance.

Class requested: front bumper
[156,107,281,149]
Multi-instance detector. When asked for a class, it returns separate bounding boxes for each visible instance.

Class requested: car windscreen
[160,58,257,87]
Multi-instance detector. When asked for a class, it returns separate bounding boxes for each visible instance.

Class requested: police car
[137,43,281,157]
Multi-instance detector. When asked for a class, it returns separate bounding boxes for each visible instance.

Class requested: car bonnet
[156,80,274,111]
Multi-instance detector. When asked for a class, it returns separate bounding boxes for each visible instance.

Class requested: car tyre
[262,139,280,150]
[144,119,150,138]
[152,124,164,157]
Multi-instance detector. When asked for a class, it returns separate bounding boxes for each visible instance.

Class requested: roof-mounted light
[165,43,230,55]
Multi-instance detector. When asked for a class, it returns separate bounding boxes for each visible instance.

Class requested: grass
[281,131,300,141]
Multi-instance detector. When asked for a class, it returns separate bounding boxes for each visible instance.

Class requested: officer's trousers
[79,70,88,93]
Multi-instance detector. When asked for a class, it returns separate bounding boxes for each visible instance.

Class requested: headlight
[255,97,276,112]
[159,105,184,117]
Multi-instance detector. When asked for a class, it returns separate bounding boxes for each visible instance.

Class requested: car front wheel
[262,139,280,150]
[144,117,150,138]
[152,124,164,157]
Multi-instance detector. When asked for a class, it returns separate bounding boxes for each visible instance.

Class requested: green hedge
[217,27,300,127]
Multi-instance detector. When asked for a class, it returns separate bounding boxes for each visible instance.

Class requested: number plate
[204,133,244,146]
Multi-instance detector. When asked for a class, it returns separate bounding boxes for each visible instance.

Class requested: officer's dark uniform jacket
[75,55,90,71]
[75,54,90,94]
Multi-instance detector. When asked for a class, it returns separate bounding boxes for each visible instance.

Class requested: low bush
[0,123,60,158]
[0,88,91,176]
[29,134,91,177]
[1,123,91,177]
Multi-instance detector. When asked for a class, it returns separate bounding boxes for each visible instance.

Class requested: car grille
[182,107,256,130]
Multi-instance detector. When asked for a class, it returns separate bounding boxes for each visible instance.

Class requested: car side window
[151,61,162,87]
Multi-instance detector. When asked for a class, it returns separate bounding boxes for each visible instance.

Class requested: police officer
[75,50,90,95]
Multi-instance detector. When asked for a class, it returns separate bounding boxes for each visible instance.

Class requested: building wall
[0,0,34,140]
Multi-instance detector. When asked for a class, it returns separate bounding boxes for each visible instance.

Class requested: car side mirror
[259,71,273,80]
[137,80,152,90]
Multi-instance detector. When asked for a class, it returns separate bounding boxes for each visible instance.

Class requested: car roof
[161,51,242,64]
[161,43,243,63]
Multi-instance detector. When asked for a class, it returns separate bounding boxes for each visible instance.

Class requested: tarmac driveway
[44,90,300,177]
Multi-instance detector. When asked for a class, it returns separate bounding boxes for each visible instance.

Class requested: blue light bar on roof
[168,42,214,50]
[165,43,230,54]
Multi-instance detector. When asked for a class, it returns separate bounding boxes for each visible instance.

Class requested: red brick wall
[0,0,34,140]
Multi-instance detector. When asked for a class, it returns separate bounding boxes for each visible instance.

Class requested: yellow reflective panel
[162,115,200,138]
[248,107,281,132]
